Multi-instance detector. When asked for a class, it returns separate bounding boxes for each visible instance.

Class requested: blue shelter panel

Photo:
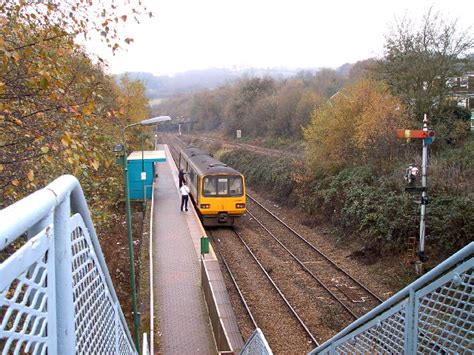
[127,150,166,200]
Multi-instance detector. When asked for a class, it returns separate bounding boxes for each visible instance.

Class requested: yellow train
[178,147,246,226]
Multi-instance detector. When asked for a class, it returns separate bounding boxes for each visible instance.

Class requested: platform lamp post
[140,132,146,211]
[113,115,171,352]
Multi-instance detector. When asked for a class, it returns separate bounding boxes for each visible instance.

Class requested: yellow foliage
[61,137,70,147]
[304,79,408,172]
[82,101,95,116]
[117,74,150,124]
[1,3,150,233]
[91,160,100,170]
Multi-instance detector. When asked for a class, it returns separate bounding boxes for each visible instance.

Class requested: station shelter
[127,150,166,200]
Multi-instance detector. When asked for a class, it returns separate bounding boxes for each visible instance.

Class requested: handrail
[310,242,473,354]
[0,175,137,354]
[240,328,273,355]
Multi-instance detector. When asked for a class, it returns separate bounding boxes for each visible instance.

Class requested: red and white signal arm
[397,129,435,142]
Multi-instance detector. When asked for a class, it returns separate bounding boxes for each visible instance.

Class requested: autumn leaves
[0,1,151,228]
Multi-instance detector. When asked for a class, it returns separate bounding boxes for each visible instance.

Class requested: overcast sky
[85,0,474,76]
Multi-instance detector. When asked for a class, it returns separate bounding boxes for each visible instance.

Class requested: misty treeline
[163,9,474,255]
[155,67,348,139]
[156,11,473,149]
[0,1,151,228]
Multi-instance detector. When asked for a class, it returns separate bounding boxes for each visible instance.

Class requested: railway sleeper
[336,284,365,303]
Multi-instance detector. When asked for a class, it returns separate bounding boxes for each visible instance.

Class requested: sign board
[236,130,241,139]
[141,172,146,181]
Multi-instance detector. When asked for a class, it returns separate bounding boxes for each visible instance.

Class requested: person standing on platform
[178,168,185,188]
[180,180,190,211]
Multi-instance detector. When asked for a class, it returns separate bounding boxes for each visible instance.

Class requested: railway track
[182,134,304,160]
[164,135,383,318]
[159,133,185,161]
[246,193,383,319]
[162,134,385,346]
[210,234,258,330]
[209,228,318,353]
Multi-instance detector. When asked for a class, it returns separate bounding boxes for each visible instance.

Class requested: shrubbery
[220,150,300,204]
[220,148,473,258]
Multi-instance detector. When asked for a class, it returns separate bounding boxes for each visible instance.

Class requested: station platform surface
[151,145,216,354]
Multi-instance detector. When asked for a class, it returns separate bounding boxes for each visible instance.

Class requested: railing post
[405,289,416,353]
[26,215,57,353]
[54,197,75,353]
[143,333,149,355]
[45,224,58,355]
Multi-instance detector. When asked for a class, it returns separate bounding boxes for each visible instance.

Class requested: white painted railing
[310,242,473,354]
[240,328,272,355]
[0,175,136,354]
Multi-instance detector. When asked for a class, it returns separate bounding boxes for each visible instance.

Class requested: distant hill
[116,67,323,101]
[117,68,240,100]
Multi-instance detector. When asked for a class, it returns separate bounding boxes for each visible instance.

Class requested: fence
[310,242,473,354]
[240,328,273,355]
[0,175,136,354]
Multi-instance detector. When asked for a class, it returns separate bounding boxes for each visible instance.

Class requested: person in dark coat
[178,168,185,188]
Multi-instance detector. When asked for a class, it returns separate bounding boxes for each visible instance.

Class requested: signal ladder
[407,236,417,256]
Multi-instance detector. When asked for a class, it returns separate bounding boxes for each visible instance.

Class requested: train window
[228,176,243,196]
[203,177,217,195]
[202,176,243,197]
[217,178,228,195]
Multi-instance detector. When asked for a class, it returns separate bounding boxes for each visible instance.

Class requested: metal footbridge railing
[310,241,473,354]
[0,175,137,354]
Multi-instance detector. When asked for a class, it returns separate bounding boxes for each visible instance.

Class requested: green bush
[219,147,472,257]
[220,150,299,204]
[307,165,472,254]
[428,194,473,251]
[305,167,416,250]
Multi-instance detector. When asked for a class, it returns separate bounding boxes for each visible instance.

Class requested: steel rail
[246,209,359,319]
[182,134,304,160]
[168,137,358,316]
[161,134,182,165]
[246,193,383,304]
[231,228,320,346]
[208,231,258,330]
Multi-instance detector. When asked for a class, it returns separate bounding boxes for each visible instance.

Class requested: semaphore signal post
[397,114,436,274]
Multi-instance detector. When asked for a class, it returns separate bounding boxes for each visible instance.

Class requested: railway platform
[151,144,244,354]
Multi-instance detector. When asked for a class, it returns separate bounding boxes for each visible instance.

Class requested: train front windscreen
[202,176,243,197]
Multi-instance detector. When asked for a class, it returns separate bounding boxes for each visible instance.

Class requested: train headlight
[236,203,245,209]
[200,204,210,209]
